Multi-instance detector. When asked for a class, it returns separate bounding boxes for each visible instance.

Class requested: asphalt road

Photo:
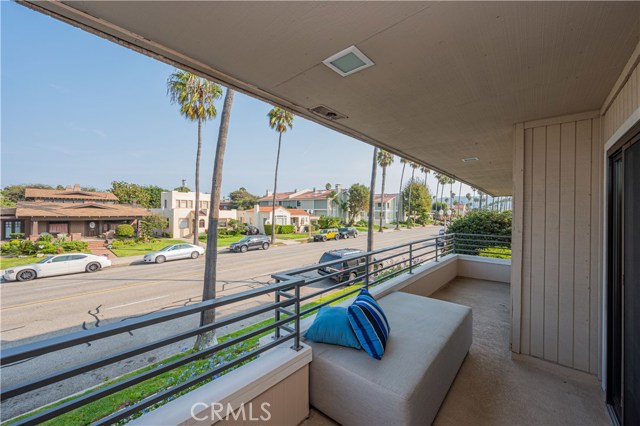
[0,226,439,419]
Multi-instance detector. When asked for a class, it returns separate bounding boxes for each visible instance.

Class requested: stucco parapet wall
[130,344,311,426]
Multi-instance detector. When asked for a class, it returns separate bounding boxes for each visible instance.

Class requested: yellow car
[313,228,340,242]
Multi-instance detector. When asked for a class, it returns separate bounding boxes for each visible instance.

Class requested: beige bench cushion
[307,291,472,426]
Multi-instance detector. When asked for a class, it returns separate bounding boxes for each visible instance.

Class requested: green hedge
[264,224,295,235]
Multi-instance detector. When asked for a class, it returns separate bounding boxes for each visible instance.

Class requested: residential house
[153,191,237,238]
[237,205,310,234]
[258,186,346,218]
[373,193,400,226]
[0,184,149,240]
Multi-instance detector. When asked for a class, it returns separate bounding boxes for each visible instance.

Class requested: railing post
[365,256,370,289]
[435,240,439,262]
[409,243,413,274]
[291,282,302,351]
[274,280,281,340]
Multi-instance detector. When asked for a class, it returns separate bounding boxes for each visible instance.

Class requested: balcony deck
[305,277,609,426]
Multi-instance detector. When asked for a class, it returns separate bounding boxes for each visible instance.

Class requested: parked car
[229,235,271,253]
[317,249,383,284]
[313,228,340,242]
[245,225,260,235]
[143,243,205,264]
[338,227,359,239]
[3,253,112,282]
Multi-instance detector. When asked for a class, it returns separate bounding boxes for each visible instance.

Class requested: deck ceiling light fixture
[462,157,480,162]
[323,46,374,77]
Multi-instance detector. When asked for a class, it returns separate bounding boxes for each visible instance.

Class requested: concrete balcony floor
[304,277,610,426]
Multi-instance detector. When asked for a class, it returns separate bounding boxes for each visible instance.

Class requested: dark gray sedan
[229,235,271,253]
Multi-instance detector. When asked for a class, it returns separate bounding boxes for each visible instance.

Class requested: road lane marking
[108,296,168,310]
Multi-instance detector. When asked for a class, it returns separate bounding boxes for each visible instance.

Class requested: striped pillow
[347,289,390,360]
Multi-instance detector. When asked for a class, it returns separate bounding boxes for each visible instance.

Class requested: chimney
[335,184,342,191]
[313,187,316,192]
[73,184,80,191]
[65,185,71,191]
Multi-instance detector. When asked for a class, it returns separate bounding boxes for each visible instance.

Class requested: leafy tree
[168,71,222,245]
[406,162,420,227]
[267,106,294,244]
[110,181,151,207]
[396,159,408,229]
[432,201,448,211]
[174,186,192,193]
[140,214,169,240]
[376,150,394,232]
[402,179,432,225]
[199,88,236,348]
[2,184,53,203]
[346,183,369,225]
[229,187,259,210]
[0,191,16,208]
[325,183,332,190]
[143,185,167,208]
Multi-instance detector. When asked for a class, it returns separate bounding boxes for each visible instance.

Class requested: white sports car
[143,243,205,264]
[3,253,112,282]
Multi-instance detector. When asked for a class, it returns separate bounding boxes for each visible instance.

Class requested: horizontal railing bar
[1,298,296,400]
[276,290,294,299]
[11,317,294,426]
[1,279,303,366]
[300,287,363,316]
[278,325,295,334]
[276,307,295,317]
[453,232,511,239]
[453,239,512,246]
[91,334,296,426]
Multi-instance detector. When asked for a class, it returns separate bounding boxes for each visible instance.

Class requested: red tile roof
[374,193,398,203]
[286,209,311,216]
[290,190,333,200]
[257,192,296,202]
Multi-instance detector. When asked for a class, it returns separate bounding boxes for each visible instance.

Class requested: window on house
[201,201,209,209]
[164,200,167,208]
[297,201,301,207]
[199,219,205,227]
[187,200,193,208]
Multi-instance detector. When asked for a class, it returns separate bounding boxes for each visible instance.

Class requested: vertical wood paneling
[530,127,547,358]
[511,123,525,354]
[603,61,640,142]
[544,124,561,362]
[521,128,533,355]
[590,118,601,375]
[558,122,576,367]
[573,120,592,372]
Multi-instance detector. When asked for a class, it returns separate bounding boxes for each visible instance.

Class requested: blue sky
[1,2,477,202]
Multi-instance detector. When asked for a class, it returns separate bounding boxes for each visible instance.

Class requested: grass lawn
[110,239,187,257]
[7,284,364,426]
[275,234,310,240]
[355,225,381,232]
[0,256,41,269]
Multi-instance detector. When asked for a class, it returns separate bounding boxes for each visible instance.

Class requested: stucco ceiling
[23,1,640,195]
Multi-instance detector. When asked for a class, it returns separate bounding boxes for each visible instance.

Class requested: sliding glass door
[607,129,639,426]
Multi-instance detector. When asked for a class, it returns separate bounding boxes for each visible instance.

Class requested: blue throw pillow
[304,306,362,350]
[347,289,390,360]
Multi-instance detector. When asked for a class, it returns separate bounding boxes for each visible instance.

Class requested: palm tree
[472,188,477,208]
[267,107,294,244]
[396,159,408,229]
[433,173,441,211]
[368,147,378,253]
[167,71,222,245]
[197,88,235,348]
[466,193,472,206]
[449,178,456,208]
[376,150,394,232]
[406,162,419,227]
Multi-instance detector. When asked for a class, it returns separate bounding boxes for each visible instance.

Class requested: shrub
[235,222,246,234]
[199,234,208,242]
[264,224,274,235]
[279,225,295,234]
[115,224,135,238]
[60,241,89,252]
[9,232,25,239]
[446,210,512,255]
[36,242,57,254]
[318,216,341,229]
[38,232,54,242]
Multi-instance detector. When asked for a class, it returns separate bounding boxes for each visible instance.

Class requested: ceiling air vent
[309,105,348,121]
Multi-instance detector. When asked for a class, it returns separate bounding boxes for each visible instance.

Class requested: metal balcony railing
[0,233,510,425]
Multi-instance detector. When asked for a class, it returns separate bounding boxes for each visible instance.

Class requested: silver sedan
[143,243,205,264]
